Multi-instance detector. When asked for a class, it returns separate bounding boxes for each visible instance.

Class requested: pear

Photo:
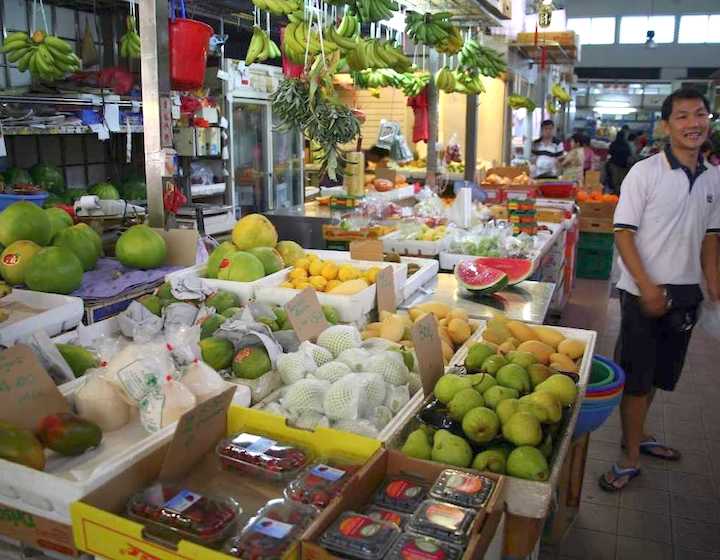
[472,447,508,474]
[432,429,473,468]
[539,433,553,458]
[502,412,543,446]
[496,364,531,394]
[507,351,537,369]
[461,406,500,444]
[465,343,497,372]
[434,374,474,404]
[518,401,549,423]
[448,388,485,421]
[507,446,550,481]
[483,385,519,409]
[534,374,578,407]
[528,363,553,388]
[401,429,432,460]
[496,398,520,425]
[521,392,562,423]
[470,373,497,394]
[482,354,508,375]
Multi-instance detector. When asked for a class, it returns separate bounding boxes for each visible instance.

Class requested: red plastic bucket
[169,18,213,90]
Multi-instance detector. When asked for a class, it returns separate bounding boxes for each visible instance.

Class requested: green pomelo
[24,246,83,294]
[275,240,305,266]
[231,213,278,250]
[74,223,102,257]
[206,242,238,279]
[248,246,284,275]
[200,337,235,370]
[115,225,167,270]
[0,201,52,247]
[52,224,99,271]
[232,346,272,379]
[0,240,41,285]
[217,251,265,282]
[45,207,73,239]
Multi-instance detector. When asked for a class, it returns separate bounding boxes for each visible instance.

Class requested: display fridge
[228,89,304,215]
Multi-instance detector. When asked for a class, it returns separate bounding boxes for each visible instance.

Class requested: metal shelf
[510,42,579,65]
[0,93,142,107]
[2,124,144,135]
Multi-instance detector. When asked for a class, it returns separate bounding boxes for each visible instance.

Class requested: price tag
[0,345,70,432]
[285,288,329,342]
[376,265,396,314]
[350,239,384,262]
[411,314,444,396]
[159,386,236,481]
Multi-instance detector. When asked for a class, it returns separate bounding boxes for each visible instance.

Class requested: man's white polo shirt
[613,146,720,295]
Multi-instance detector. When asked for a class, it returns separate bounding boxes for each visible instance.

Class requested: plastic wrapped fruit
[384,534,463,560]
[363,506,409,529]
[371,476,428,513]
[429,469,496,509]
[126,484,238,546]
[285,461,360,509]
[406,499,475,546]
[318,512,400,560]
[216,432,312,482]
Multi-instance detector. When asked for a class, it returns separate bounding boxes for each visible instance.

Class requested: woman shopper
[606,129,632,194]
[599,88,720,492]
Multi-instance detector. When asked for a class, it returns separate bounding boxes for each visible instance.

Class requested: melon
[120,178,147,201]
[24,246,83,294]
[0,240,41,285]
[455,259,508,294]
[0,201,52,247]
[3,167,31,187]
[115,225,167,269]
[205,241,237,279]
[473,257,533,285]
[30,163,65,195]
[88,182,120,200]
[217,251,265,282]
[53,224,99,271]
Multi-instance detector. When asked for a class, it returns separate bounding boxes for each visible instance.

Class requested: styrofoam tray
[381,230,450,257]
[165,264,291,304]
[0,289,83,346]
[383,323,597,519]
[254,257,407,323]
[368,184,416,201]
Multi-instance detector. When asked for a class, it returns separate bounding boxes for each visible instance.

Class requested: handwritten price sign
[285,288,329,342]
[411,314,444,395]
[376,265,397,314]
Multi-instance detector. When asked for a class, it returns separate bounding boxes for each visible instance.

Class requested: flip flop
[598,464,641,492]
[621,437,682,461]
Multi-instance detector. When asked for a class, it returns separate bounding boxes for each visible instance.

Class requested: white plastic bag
[180,361,227,402]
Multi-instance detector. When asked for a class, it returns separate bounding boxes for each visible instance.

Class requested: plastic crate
[578,232,615,251]
[576,247,614,280]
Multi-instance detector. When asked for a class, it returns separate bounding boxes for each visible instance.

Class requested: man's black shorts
[614,290,698,395]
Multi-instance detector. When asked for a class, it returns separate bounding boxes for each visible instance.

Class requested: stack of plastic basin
[574,355,625,437]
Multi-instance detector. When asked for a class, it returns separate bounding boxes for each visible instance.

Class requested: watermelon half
[455,259,509,294]
[472,257,533,285]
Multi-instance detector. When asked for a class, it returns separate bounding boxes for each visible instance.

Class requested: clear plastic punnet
[429,469,496,509]
[318,512,400,560]
[371,477,429,513]
[285,460,361,509]
[384,533,463,560]
[407,499,475,546]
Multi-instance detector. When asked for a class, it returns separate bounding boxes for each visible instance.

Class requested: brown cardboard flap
[376,265,397,314]
[0,502,77,556]
[285,288,330,342]
[411,314,444,395]
[349,240,384,262]
[152,228,200,267]
[159,386,235,481]
[0,345,70,431]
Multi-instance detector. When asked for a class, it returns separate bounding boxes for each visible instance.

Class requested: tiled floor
[541,279,720,560]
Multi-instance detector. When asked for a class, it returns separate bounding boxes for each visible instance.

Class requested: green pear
[518,401,549,423]
[432,429,473,467]
[539,433,553,458]
[496,364,531,394]
[507,446,549,481]
[528,363,553,388]
[482,354,508,375]
[508,351,538,369]
[534,374,578,406]
[461,407,500,444]
[401,429,432,460]
[472,447,508,474]
[465,343,497,372]
[483,385,519,409]
[448,388,485,421]
[470,373,497,394]
[496,398,520,425]
[502,412,543,446]
[434,374,475,404]
[521,392,562,423]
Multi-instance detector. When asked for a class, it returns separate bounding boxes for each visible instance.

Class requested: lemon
[289,268,308,280]
[280,281,294,289]
[308,253,320,261]
[365,266,381,284]
[321,262,338,281]
[309,275,328,291]
[326,280,342,292]
[308,259,324,276]
[338,264,360,282]
[294,280,311,290]
[294,258,311,271]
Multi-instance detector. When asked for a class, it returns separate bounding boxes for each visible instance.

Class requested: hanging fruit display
[251,0,301,16]
[119,16,141,59]
[1,31,80,81]
[458,38,506,78]
[245,26,281,65]
[405,12,455,48]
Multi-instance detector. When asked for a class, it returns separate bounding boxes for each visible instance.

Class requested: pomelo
[24,246,83,294]
[53,225,99,271]
[74,223,102,258]
[45,207,73,239]
[232,346,271,379]
[30,163,65,194]
[0,201,52,247]
[115,225,167,269]
[89,182,120,200]
[205,241,237,279]
[248,247,284,275]
[231,214,278,250]
[217,251,264,282]
[0,240,41,285]
[200,337,235,371]
[275,240,305,266]
[205,291,240,314]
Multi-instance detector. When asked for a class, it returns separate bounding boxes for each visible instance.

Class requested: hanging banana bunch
[246,26,281,64]
[251,0,301,16]
[508,95,536,111]
[551,83,571,104]
[436,26,464,55]
[1,31,80,81]
[119,16,141,59]
[435,67,456,93]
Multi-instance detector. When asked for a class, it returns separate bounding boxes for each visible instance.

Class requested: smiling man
[600,88,720,491]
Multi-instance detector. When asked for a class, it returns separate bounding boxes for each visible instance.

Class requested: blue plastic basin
[0,192,48,211]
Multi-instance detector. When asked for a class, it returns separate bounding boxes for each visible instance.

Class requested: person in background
[607,129,632,194]
[365,145,390,171]
[599,88,720,492]
[635,131,649,152]
[627,132,639,162]
[531,120,564,179]
[561,133,585,181]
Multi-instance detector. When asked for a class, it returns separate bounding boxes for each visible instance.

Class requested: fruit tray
[0,289,84,346]
[380,230,451,257]
[164,264,291,305]
[384,324,597,519]
[254,257,407,323]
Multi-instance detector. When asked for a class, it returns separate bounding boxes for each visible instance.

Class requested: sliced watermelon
[455,259,509,294]
[473,257,533,285]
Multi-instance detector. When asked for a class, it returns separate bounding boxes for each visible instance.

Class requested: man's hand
[707,281,720,303]
[639,283,667,317]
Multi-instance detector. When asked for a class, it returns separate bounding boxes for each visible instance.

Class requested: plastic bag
[168,274,215,301]
[139,378,197,432]
[180,361,227,402]
[163,302,200,331]
[165,325,201,367]
[117,301,164,343]
[215,309,284,367]
[699,300,720,340]
[23,330,76,385]
[75,373,131,432]
[332,419,379,438]
[103,342,177,405]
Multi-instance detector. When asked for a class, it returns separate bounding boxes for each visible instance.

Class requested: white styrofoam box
[0,290,83,346]
[165,264,291,304]
[368,184,415,201]
[254,259,407,323]
[399,256,439,302]
[380,230,451,257]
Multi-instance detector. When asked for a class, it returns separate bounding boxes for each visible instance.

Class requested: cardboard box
[0,503,78,556]
[579,217,614,234]
[301,449,505,560]
[71,403,382,560]
[516,31,577,47]
[537,208,566,223]
[578,201,616,219]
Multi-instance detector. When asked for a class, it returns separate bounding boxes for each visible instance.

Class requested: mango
[517,340,555,365]
[550,353,578,373]
[37,413,102,457]
[408,308,426,322]
[417,302,450,319]
[483,326,510,345]
[498,340,517,354]
[506,321,540,343]
[448,318,472,345]
[0,421,45,470]
[441,341,454,363]
[448,308,469,322]
[380,315,405,342]
[327,278,369,295]
[558,339,586,360]
[533,326,566,349]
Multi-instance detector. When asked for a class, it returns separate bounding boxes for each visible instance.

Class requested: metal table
[400,273,556,324]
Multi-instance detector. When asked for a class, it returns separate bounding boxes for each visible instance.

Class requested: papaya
[0,421,45,470]
[37,413,102,456]
[56,343,100,377]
